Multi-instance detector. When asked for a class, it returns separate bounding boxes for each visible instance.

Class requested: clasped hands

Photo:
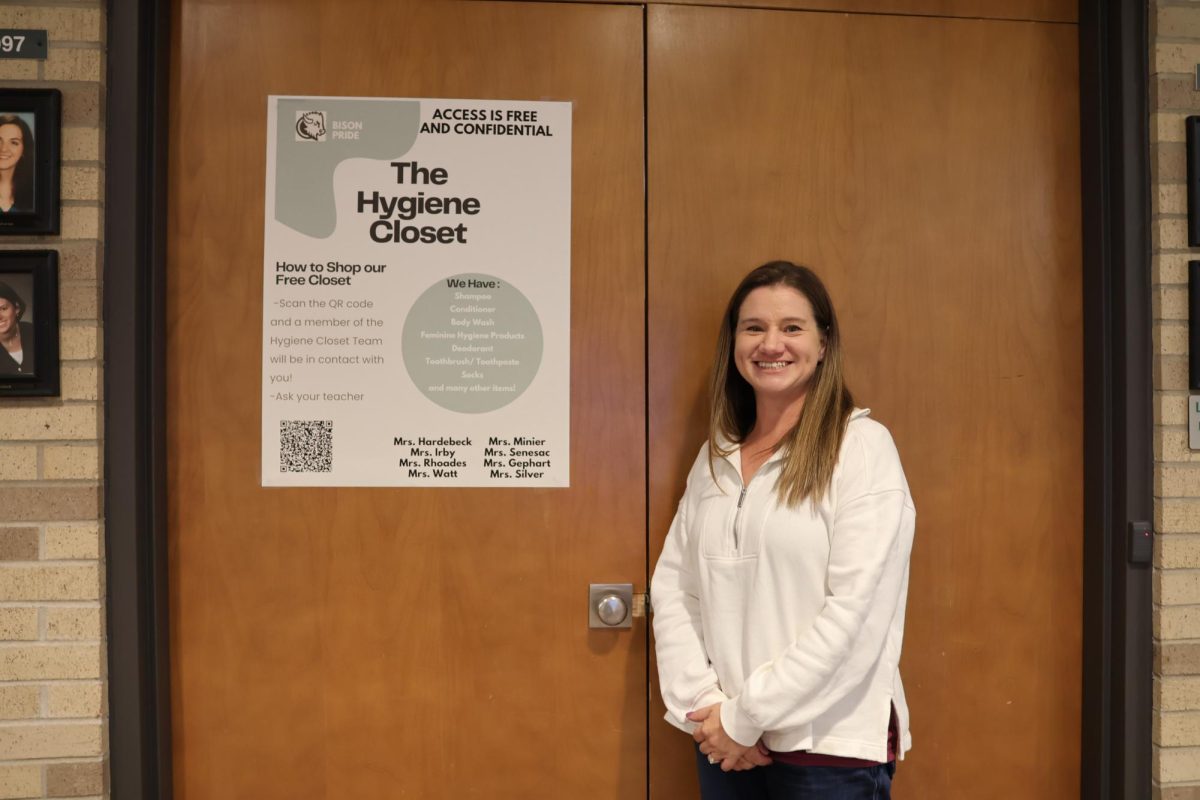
[688,703,772,772]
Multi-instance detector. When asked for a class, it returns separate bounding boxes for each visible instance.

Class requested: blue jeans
[695,745,894,800]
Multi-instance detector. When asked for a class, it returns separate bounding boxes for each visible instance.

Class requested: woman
[0,114,34,213]
[651,261,915,799]
[0,280,34,375]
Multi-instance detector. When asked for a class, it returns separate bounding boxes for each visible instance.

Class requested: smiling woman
[0,278,31,374]
[733,285,827,426]
[652,261,916,800]
[0,113,34,214]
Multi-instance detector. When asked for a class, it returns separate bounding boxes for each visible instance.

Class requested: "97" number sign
[0,30,46,60]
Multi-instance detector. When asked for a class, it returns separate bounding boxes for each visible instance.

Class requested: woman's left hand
[687,703,752,771]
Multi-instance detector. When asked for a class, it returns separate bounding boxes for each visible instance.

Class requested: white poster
[261,96,570,487]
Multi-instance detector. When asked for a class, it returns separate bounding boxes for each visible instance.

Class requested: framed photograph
[0,89,60,235]
[0,250,58,396]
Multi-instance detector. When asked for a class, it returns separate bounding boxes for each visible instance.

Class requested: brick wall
[1155,3,1200,798]
[0,4,105,800]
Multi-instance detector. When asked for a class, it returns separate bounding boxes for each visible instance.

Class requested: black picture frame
[0,89,60,235]
[0,249,58,396]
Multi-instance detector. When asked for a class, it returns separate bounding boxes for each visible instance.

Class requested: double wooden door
[167,1,1081,797]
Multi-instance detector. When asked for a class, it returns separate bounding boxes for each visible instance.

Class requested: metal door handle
[589,583,633,629]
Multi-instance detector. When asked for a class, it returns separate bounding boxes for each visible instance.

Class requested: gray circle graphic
[402,273,543,413]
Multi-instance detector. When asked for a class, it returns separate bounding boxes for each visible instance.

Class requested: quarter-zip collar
[714,407,874,474]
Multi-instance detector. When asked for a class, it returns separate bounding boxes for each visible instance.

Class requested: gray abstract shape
[275,98,420,238]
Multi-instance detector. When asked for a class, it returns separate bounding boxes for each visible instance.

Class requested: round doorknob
[596,594,629,626]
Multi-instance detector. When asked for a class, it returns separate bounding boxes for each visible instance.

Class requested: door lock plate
[589,583,634,629]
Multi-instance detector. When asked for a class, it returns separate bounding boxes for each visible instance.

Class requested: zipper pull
[738,487,747,508]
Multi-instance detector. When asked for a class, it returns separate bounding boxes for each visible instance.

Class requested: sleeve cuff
[692,687,729,711]
[720,698,764,747]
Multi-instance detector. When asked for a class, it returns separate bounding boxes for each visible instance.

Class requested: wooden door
[647,6,1082,799]
[169,2,1084,797]
[166,2,645,797]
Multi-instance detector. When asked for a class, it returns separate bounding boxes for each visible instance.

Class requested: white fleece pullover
[651,408,915,762]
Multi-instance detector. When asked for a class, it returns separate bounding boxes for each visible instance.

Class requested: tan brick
[1161,286,1190,320]
[1161,642,1200,675]
[60,166,100,203]
[1158,501,1188,534]
[59,83,100,127]
[0,606,37,639]
[1158,357,1189,392]
[0,406,96,441]
[0,644,100,680]
[44,524,98,560]
[1158,786,1200,800]
[1157,43,1200,74]
[1155,113,1190,145]
[1156,424,1200,462]
[60,365,98,402]
[0,61,36,81]
[0,563,99,601]
[1155,74,1200,113]
[56,243,97,282]
[1159,745,1200,783]
[1157,253,1192,285]
[1157,5,1200,40]
[1159,535,1200,568]
[59,324,98,360]
[0,763,41,799]
[45,761,102,796]
[44,48,102,83]
[1156,218,1190,251]
[0,527,38,561]
[61,128,99,163]
[1158,465,1200,497]
[1162,572,1200,605]
[1159,394,1190,426]
[47,683,101,718]
[0,722,101,759]
[0,445,37,481]
[59,284,98,321]
[1155,142,1187,184]
[1160,711,1200,746]
[0,486,98,522]
[1160,324,1190,357]
[42,445,99,481]
[46,606,100,640]
[1159,605,1200,639]
[60,205,99,241]
[0,685,38,720]
[1158,186,1188,216]
[0,7,101,42]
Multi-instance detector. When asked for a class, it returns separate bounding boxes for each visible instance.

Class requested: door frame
[103,0,1151,797]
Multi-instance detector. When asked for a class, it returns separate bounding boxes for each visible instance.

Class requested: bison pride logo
[295,111,326,142]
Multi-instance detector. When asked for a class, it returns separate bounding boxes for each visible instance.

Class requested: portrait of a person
[0,114,35,214]
[652,261,916,799]
[0,279,34,375]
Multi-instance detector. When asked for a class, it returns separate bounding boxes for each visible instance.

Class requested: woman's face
[0,123,25,171]
[733,284,826,407]
[0,297,20,336]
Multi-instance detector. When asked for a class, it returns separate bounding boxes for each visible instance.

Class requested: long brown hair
[709,261,855,506]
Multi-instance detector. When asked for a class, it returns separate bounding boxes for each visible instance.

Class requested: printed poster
[262,96,570,487]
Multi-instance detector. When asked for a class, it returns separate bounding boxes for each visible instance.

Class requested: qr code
[279,420,333,473]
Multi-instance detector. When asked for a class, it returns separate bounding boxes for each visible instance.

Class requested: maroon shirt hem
[769,705,898,767]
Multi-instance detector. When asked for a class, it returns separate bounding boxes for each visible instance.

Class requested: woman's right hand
[732,740,773,771]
